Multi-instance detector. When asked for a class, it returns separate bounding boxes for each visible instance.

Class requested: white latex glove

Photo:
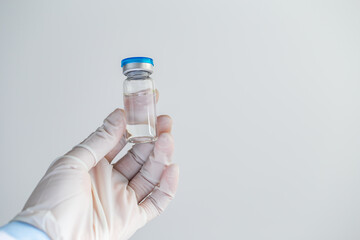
[13,108,179,240]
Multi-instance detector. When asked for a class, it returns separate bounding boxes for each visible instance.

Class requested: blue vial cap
[121,57,154,67]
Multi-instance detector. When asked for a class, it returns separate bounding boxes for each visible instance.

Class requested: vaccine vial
[121,57,157,143]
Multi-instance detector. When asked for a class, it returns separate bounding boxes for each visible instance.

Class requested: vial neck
[126,70,151,79]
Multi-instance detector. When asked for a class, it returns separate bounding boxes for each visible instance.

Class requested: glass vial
[121,57,157,143]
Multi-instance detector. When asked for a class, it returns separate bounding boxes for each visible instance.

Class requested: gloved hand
[13,108,179,240]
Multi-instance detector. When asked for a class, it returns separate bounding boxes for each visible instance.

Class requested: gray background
[1,0,360,239]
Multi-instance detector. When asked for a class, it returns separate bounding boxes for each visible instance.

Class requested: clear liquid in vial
[124,88,157,143]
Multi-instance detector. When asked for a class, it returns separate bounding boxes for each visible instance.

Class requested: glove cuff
[13,209,60,240]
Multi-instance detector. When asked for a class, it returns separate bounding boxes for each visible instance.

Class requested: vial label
[124,88,157,143]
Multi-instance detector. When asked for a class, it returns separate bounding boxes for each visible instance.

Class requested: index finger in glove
[113,115,172,179]
[103,89,160,164]
[56,108,126,171]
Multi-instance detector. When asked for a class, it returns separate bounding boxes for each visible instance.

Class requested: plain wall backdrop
[1,0,360,239]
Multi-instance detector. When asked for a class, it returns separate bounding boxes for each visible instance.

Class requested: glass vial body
[123,70,157,143]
